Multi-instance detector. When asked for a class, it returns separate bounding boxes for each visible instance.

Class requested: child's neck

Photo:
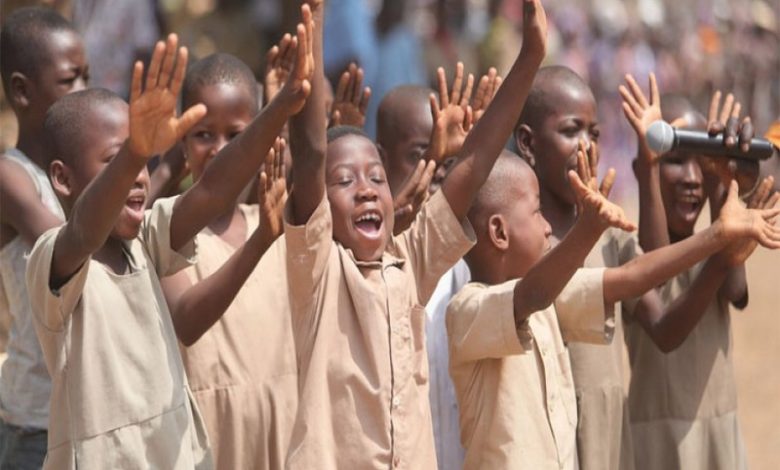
[540,186,577,242]
[15,124,48,170]
[93,236,131,275]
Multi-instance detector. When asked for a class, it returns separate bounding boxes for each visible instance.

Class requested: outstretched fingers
[600,168,616,198]
[169,46,189,98]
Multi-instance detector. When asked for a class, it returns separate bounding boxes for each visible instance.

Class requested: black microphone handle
[673,129,775,161]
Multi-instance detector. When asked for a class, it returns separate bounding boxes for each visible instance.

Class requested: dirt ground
[732,248,780,469]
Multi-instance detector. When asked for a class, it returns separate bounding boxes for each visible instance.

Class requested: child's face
[26,29,89,125]
[326,134,395,261]
[530,85,599,206]
[504,169,553,278]
[382,103,433,196]
[64,101,150,240]
[182,83,256,181]
[659,153,704,239]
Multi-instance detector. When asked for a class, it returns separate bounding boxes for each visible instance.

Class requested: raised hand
[568,140,635,232]
[471,68,502,123]
[329,63,371,128]
[392,159,437,235]
[426,62,474,163]
[719,176,780,266]
[718,178,780,249]
[699,91,760,196]
[521,0,548,60]
[275,4,315,115]
[619,73,662,163]
[258,137,288,242]
[129,34,207,159]
[264,33,296,104]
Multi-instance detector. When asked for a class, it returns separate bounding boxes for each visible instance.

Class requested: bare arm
[441,0,547,222]
[620,73,669,251]
[288,1,326,225]
[172,7,313,249]
[165,143,287,345]
[0,157,63,247]
[50,35,207,288]
[604,180,780,304]
[514,143,636,324]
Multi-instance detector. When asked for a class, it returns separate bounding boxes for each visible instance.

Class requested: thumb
[177,104,208,138]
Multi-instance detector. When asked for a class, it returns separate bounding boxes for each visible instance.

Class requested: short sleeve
[446,281,533,365]
[555,268,614,344]
[26,227,90,332]
[140,196,197,277]
[283,193,333,312]
[396,190,476,304]
[613,229,643,316]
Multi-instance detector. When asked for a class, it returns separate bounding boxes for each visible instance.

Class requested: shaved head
[44,88,126,166]
[181,53,258,111]
[660,93,706,129]
[468,150,535,234]
[376,85,433,147]
[517,65,592,130]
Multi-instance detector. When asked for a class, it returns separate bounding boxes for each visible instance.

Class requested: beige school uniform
[178,204,297,470]
[625,262,748,470]
[283,190,475,470]
[567,229,641,470]
[447,269,613,470]
[26,197,212,470]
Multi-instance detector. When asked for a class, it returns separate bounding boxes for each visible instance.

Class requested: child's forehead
[192,82,257,111]
[326,135,382,169]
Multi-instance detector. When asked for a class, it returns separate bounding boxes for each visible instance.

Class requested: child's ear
[9,72,31,110]
[514,124,536,167]
[488,214,509,251]
[49,160,73,199]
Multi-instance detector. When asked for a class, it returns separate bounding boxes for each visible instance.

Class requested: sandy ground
[732,248,780,469]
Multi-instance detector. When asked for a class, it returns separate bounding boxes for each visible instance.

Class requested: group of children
[1,1,780,469]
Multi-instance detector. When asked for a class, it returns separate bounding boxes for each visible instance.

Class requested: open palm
[129,34,206,159]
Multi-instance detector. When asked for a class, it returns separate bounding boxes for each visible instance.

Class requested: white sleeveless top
[0,148,64,429]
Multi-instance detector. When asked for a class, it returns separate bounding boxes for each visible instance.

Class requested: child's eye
[195,131,213,140]
[591,128,601,141]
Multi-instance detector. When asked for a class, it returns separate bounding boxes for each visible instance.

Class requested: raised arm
[171,5,313,248]
[619,73,670,251]
[603,180,780,304]
[50,35,207,288]
[163,141,287,345]
[288,0,326,225]
[514,142,636,324]
[632,178,778,351]
[440,0,546,221]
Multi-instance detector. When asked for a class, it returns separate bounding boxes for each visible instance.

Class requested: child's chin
[112,221,142,241]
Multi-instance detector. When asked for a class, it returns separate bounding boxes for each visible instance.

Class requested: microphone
[646,120,775,161]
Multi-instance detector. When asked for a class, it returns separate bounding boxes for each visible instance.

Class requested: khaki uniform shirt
[568,229,642,470]
[448,268,613,470]
[178,205,297,470]
[283,191,475,469]
[26,197,213,470]
[625,262,748,470]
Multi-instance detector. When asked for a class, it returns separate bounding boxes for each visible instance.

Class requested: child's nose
[682,161,702,184]
[212,136,229,156]
[355,180,379,200]
[72,77,87,93]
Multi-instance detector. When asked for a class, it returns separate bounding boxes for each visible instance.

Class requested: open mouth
[124,193,147,223]
[676,194,702,215]
[354,210,383,239]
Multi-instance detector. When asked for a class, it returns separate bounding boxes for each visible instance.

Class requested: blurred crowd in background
[1,0,778,198]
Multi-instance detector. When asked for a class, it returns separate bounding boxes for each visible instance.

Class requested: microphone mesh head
[646,120,675,154]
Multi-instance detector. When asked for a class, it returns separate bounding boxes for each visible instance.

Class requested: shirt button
[392,397,400,408]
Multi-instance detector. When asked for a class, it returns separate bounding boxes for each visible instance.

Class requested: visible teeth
[357,213,380,223]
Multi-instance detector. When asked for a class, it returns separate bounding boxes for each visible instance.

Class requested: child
[513,66,737,469]
[374,65,499,469]
[446,147,780,469]
[282,0,546,467]
[0,7,88,468]
[621,84,760,469]
[160,52,296,470]
[25,15,312,469]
